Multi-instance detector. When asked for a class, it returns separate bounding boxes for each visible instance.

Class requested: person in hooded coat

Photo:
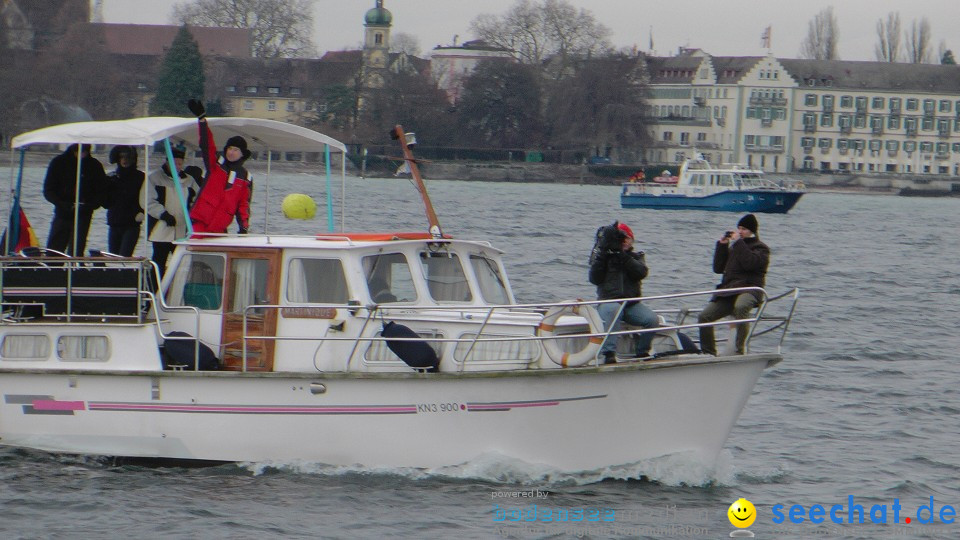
[142,147,199,276]
[43,143,108,256]
[103,145,145,256]
[186,99,252,234]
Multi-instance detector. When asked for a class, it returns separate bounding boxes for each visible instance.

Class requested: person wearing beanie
[103,145,145,256]
[588,220,658,364]
[186,99,253,234]
[142,146,199,276]
[42,143,109,256]
[697,213,770,355]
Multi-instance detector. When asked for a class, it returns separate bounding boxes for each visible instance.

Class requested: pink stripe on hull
[32,400,86,411]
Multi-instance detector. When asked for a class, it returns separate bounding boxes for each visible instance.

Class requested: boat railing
[0,255,157,323]
[234,286,799,372]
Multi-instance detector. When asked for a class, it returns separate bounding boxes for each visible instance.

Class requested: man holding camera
[588,222,658,364]
[697,214,770,355]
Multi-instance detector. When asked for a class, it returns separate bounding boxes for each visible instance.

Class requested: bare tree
[171,0,316,58]
[874,12,901,62]
[799,7,839,60]
[390,32,421,57]
[469,0,611,74]
[905,17,932,64]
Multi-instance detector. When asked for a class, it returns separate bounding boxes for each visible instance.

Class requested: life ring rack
[538,300,606,367]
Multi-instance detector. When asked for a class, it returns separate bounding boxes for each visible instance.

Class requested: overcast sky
[101,0,959,62]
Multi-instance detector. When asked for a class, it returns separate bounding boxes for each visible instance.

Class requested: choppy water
[2,167,960,539]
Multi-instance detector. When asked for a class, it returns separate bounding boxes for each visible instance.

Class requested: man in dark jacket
[43,144,108,256]
[697,214,770,355]
[103,145,145,256]
[589,222,658,364]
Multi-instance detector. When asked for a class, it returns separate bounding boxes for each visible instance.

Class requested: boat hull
[0,354,774,470]
[621,190,803,213]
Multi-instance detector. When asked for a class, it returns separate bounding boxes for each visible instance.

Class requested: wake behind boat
[0,119,799,472]
[621,154,804,213]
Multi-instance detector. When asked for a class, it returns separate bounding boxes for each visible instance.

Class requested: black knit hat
[223,135,251,161]
[737,214,759,234]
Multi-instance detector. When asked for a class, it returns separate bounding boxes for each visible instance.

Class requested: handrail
[234,286,798,371]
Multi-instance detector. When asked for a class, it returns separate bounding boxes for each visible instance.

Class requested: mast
[391,125,442,238]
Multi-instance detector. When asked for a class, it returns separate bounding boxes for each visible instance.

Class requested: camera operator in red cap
[697,213,770,355]
[588,221,658,364]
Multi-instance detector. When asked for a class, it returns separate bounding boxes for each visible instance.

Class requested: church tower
[361,0,392,91]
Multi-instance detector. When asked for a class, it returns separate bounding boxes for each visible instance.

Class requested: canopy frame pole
[71,143,82,256]
[325,144,333,232]
[4,148,27,255]
[264,145,272,234]
[163,138,193,238]
[341,150,346,232]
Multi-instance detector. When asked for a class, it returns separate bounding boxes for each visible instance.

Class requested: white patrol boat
[0,119,799,472]
[621,154,804,213]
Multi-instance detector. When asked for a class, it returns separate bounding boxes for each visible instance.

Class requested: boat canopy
[11,116,346,154]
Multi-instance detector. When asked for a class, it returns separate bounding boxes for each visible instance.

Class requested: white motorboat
[0,118,799,472]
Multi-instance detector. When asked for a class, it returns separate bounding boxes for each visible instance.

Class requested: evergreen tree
[152,26,205,115]
[942,50,957,65]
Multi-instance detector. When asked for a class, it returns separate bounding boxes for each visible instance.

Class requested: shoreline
[5,152,958,197]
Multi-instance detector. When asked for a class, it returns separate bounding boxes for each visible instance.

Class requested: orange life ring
[538,301,605,367]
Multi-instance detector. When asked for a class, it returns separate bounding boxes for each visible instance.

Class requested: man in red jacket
[186,99,252,234]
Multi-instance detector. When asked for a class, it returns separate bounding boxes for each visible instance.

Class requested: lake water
[2,168,959,539]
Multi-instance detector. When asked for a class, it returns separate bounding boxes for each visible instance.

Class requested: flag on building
[761,26,772,49]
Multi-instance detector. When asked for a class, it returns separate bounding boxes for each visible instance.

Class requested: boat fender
[162,331,220,371]
[382,321,440,373]
[538,301,605,367]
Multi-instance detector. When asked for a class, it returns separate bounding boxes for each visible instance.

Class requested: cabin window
[718,175,733,187]
[166,253,226,310]
[286,258,348,303]
[418,252,472,303]
[228,259,272,314]
[1,334,50,359]
[363,253,417,303]
[57,335,109,361]
[470,255,510,305]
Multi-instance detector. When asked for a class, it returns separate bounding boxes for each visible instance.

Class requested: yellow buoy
[282,193,317,220]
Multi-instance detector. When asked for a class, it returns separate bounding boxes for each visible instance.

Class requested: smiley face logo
[727,498,757,528]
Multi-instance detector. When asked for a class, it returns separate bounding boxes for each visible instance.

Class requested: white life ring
[538,301,605,367]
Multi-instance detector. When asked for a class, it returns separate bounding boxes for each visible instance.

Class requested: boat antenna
[391,125,442,238]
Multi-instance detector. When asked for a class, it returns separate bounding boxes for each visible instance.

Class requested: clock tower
[361,0,392,91]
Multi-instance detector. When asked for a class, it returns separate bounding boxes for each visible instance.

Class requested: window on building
[805,94,817,106]
[136,82,147,90]
[904,141,917,152]
[888,116,900,130]
[268,87,280,94]
[890,97,902,111]
[869,140,882,151]
[245,86,258,93]
[886,140,899,151]
[803,112,816,126]
[939,100,951,112]
[267,101,277,111]
[697,132,707,142]
[820,113,833,127]
[855,96,867,110]
[744,135,755,147]
[290,87,301,95]
[953,143,960,153]
[801,137,815,148]
[920,141,934,152]
[923,99,935,112]
[224,102,233,112]
[663,131,673,141]
[375,32,383,45]
[853,139,865,151]
[286,101,295,112]
[839,115,851,128]
[680,132,690,146]
[922,118,934,131]
[746,107,757,119]
[906,98,918,111]
[872,97,885,110]
[823,95,834,108]
[936,142,949,154]
[818,138,832,149]
[905,118,917,132]
[243,100,254,110]
[840,96,852,108]
[225,85,237,92]
[838,139,848,150]
[854,115,867,129]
